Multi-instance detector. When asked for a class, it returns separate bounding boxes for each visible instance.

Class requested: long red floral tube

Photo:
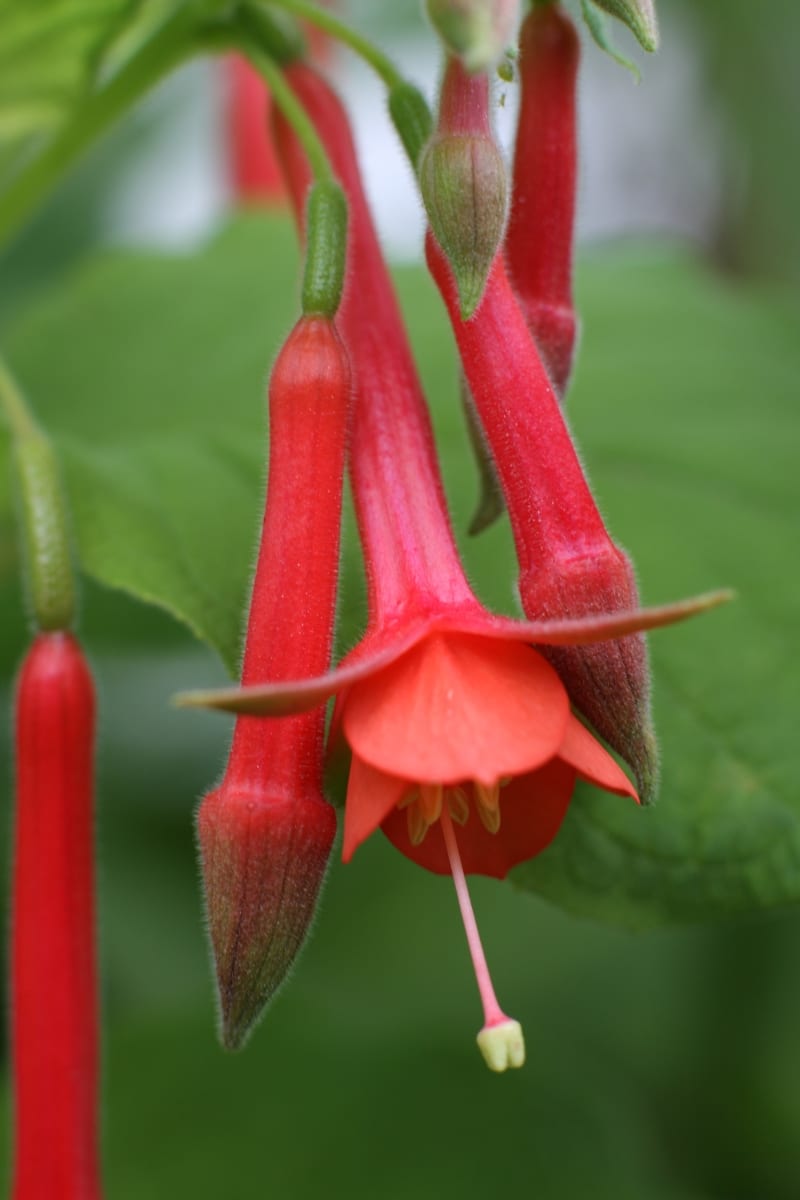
[11,631,101,1200]
[425,60,656,798]
[505,2,580,397]
[196,314,347,1051]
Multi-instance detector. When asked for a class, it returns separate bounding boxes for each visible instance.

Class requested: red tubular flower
[185,62,722,1069]
[196,315,347,1050]
[225,56,286,203]
[505,2,580,398]
[428,232,658,800]
[11,631,101,1200]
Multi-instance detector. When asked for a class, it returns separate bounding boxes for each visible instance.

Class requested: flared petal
[558,713,639,802]
[343,632,569,785]
[381,760,577,879]
[174,621,430,716]
[342,754,410,863]
[461,590,733,647]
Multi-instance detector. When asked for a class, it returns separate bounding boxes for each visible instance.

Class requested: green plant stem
[0,357,76,630]
[238,36,334,183]
[0,6,203,247]
[266,0,405,89]
[0,357,37,442]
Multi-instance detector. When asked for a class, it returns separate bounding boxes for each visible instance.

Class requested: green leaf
[0,0,128,180]
[1,219,798,925]
[0,214,302,673]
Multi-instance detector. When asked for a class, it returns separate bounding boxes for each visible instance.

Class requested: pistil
[439,805,525,1072]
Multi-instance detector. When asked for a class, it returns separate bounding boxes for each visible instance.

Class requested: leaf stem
[266,0,405,89]
[0,6,203,247]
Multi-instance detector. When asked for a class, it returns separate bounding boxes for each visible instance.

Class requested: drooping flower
[182,62,725,1070]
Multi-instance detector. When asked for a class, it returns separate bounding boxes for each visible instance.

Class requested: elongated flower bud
[426,0,520,72]
[11,632,101,1200]
[506,3,580,397]
[420,56,507,319]
[427,240,657,800]
[197,315,348,1050]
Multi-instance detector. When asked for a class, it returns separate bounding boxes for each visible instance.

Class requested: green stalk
[265,0,405,89]
[0,358,76,631]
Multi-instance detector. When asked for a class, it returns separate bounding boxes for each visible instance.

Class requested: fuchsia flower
[184,63,724,1069]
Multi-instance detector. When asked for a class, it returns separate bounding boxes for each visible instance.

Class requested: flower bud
[421,56,507,319]
[198,778,336,1050]
[196,315,349,1048]
[426,0,520,72]
[11,632,101,1199]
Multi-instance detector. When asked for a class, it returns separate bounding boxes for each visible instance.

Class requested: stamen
[447,787,470,826]
[406,803,428,846]
[439,805,525,1073]
[474,781,501,834]
[418,783,443,825]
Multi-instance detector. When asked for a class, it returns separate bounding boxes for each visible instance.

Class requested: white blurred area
[101,3,727,262]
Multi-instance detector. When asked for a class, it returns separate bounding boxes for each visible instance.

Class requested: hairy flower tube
[428,234,658,801]
[196,314,347,1050]
[11,631,101,1200]
[505,1,580,398]
[182,61,723,1070]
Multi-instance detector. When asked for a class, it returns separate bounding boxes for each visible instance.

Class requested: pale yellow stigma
[476,1019,526,1073]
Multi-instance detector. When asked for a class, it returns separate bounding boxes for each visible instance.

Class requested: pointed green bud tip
[420,133,507,319]
[197,784,336,1051]
[426,0,520,72]
[589,0,659,53]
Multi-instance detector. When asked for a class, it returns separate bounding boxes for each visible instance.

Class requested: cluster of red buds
[186,0,725,1073]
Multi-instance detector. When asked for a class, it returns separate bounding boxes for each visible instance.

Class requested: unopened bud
[420,130,507,319]
[426,0,521,72]
[198,781,336,1050]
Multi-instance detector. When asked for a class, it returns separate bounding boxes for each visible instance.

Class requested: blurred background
[1,2,799,1196]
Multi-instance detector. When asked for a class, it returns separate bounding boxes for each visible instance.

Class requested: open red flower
[181,62,727,1072]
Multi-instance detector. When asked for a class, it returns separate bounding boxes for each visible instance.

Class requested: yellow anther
[474,781,501,834]
[447,787,470,826]
[406,803,430,845]
[418,783,443,825]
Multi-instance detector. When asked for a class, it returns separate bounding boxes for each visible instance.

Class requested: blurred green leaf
[1,218,797,925]
[0,0,127,182]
